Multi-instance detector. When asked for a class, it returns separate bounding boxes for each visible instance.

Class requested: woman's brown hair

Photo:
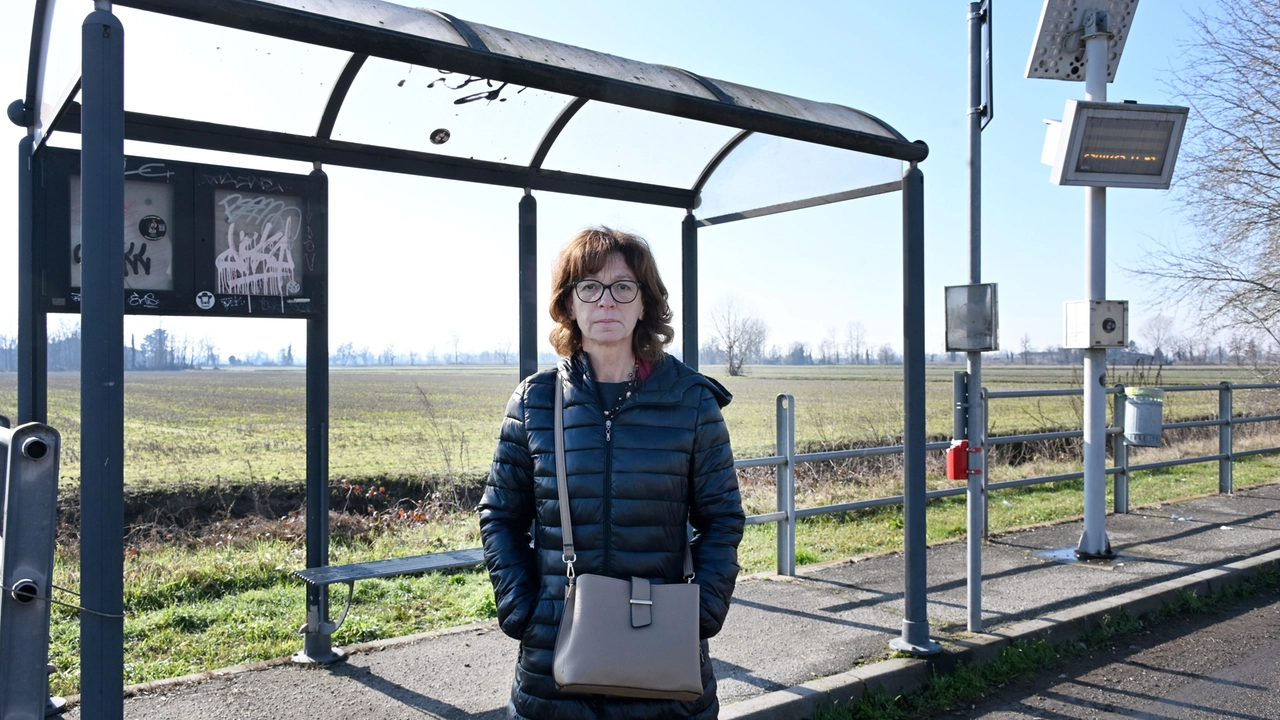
[549,227,674,363]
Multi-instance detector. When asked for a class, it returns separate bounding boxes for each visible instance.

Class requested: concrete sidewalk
[68,483,1280,719]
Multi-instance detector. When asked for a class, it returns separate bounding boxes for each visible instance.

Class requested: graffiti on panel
[70,176,176,290]
[213,190,304,299]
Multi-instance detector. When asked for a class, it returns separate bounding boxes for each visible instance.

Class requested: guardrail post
[0,423,62,720]
[1112,385,1129,514]
[776,394,796,576]
[1219,382,1233,495]
[981,388,990,540]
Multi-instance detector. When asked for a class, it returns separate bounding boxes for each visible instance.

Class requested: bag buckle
[563,552,576,580]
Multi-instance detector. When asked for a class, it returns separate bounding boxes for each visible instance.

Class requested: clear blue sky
[0,0,1207,361]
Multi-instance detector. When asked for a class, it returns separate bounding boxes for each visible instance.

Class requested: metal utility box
[0,423,61,720]
[1124,387,1165,447]
[945,283,999,352]
[1064,300,1128,348]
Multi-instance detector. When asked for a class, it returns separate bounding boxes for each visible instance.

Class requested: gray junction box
[1064,299,1128,348]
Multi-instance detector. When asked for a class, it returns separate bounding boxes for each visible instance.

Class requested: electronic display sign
[1045,100,1188,189]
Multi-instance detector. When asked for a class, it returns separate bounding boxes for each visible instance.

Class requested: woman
[480,227,745,719]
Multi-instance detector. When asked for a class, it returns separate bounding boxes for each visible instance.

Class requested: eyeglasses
[572,279,643,304]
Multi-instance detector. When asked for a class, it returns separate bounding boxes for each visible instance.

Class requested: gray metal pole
[17,132,47,424]
[775,394,795,576]
[682,212,698,369]
[965,0,986,634]
[1077,21,1112,558]
[1112,386,1128,513]
[519,191,538,380]
[79,6,126,718]
[296,167,341,665]
[1219,382,1233,494]
[891,164,941,655]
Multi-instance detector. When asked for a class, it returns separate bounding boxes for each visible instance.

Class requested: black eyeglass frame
[571,279,644,304]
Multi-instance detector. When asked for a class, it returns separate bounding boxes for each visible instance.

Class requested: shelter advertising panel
[36,148,326,317]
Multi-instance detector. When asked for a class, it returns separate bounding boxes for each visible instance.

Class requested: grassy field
[0,363,1265,488]
[2,362,1277,696]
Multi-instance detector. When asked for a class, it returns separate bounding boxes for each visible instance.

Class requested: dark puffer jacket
[479,352,745,720]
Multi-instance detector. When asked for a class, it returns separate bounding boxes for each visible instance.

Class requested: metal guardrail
[737,381,1280,575]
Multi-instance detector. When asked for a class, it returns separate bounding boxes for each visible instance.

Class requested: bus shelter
[14,1,933,715]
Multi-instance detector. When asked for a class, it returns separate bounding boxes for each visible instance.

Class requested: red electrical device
[946,440,970,480]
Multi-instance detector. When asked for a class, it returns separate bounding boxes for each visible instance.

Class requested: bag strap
[554,368,695,583]
[555,370,576,579]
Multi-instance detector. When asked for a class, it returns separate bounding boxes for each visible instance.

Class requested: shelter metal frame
[15,1,934,715]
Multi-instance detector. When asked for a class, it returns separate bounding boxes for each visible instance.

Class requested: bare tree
[844,322,867,365]
[875,343,898,365]
[1140,314,1176,361]
[1019,333,1033,365]
[821,326,841,365]
[1139,1,1280,359]
[709,297,768,376]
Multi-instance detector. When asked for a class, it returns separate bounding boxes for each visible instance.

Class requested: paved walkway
[67,483,1280,719]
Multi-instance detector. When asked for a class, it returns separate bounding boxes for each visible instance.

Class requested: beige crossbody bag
[550,371,703,701]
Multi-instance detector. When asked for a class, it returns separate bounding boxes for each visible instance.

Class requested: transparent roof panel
[36,0,84,141]
[114,8,350,136]
[697,134,904,225]
[331,56,574,165]
[540,103,740,188]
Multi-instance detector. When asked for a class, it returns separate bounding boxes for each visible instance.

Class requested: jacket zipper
[602,416,614,574]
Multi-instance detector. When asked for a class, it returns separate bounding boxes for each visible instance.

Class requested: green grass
[0,363,1262,487]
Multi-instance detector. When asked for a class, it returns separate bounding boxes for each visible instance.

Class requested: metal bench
[293,547,485,635]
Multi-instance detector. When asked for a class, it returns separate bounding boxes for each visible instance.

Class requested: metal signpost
[965,0,994,632]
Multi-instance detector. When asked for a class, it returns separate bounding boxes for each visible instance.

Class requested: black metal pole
[79,6,126,718]
[682,212,698,369]
[17,133,46,424]
[890,163,940,656]
[297,166,341,664]
[519,191,537,380]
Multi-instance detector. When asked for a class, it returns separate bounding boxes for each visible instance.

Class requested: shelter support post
[892,164,941,656]
[1077,28,1112,559]
[17,133,46,424]
[519,192,538,380]
[79,7,127,718]
[297,168,343,664]
[965,0,986,634]
[682,212,697,369]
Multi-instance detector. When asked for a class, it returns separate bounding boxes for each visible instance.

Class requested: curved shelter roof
[24,0,925,224]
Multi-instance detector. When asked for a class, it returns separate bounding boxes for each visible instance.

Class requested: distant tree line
[329,338,515,366]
